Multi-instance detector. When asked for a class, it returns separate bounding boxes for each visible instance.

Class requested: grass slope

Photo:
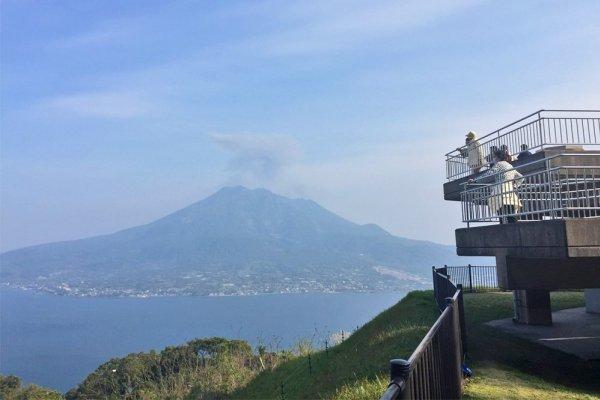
[231,291,438,400]
[464,366,599,400]
[230,291,600,400]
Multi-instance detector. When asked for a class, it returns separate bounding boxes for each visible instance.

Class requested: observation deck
[444,110,600,183]
[445,109,600,325]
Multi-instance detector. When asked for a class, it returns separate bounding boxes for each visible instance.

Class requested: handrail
[444,109,545,157]
[408,302,453,364]
[467,153,600,185]
[446,110,600,156]
[380,374,406,400]
[379,267,503,399]
[441,265,499,292]
[460,156,600,223]
[381,272,465,400]
[445,110,600,180]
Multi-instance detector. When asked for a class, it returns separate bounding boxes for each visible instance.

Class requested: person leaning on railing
[458,131,485,174]
[517,144,533,161]
[475,149,524,224]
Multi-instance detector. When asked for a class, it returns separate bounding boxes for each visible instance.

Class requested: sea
[0,287,405,392]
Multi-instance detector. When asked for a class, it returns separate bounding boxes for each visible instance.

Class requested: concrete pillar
[513,289,552,325]
[584,289,600,314]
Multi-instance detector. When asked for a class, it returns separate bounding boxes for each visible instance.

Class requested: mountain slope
[0,186,461,296]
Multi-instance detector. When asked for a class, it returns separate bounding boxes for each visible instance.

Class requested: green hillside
[0,375,62,400]
[230,291,599,400]
[230,291,437,399]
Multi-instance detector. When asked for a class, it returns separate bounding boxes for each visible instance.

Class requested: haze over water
[0,288,405,392]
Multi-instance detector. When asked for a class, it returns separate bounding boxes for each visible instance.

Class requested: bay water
[0,288,405,392]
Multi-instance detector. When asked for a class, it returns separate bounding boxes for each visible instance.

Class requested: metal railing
[441,265,498,293]
[445,110,600,181]
[461,156,600,224]
[381,270,466,400]
[433,268,467,357]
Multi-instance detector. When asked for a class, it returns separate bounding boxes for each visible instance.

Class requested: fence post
[456,285,468,358]
[446,297,463,400]
[432,266,436,292]
[390,359,410,399]
[537,110,544,150]
[468,264,473,292]
[433,267,443,311]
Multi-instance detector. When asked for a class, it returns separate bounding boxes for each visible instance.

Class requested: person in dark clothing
[517,144,533,160]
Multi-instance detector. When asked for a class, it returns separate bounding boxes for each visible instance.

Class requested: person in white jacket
[482,150,524,223]
[458,131,484,174]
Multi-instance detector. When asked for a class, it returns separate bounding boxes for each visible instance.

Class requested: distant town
[2,266,429,297]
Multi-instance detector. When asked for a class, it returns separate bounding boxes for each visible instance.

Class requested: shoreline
[0,283,421,299]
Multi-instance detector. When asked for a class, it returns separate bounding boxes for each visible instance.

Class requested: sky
[1,0,599,252]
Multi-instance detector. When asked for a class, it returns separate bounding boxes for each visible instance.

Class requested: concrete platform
[486,307,600,360]
[455,219,600,290]
[455,219,600,259]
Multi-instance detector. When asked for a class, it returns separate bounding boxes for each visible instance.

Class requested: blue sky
[1,0,599,251]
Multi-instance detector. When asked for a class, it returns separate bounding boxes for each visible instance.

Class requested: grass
[230,291,438,400]
[462,291,600,400]
[228,290,600,400]
[463,365,599,400]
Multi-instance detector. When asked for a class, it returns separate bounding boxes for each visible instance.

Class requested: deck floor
[486,307,600,360]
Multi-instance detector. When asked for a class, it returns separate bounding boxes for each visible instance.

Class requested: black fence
[380,270,466,400]
[441,265,498,293]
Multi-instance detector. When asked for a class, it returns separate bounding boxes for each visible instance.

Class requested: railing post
[547,160,557,220]
[432,266,438,309]
[537,110,544,150]
[468,264,473,293]
[390,359,411,399]
[456,286,468,358]
[446,297,463,400]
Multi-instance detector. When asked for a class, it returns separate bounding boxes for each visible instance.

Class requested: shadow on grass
[464,292,600,393]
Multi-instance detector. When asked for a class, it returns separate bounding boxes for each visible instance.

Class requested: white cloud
[30,0,481,126]
[38,91,152,118]
[51,14,144,49]
[56,29,124,48]
[246,0,480,56]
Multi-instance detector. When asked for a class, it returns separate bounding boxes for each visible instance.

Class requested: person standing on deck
[458,131,484,174]
[483,149,524,224]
